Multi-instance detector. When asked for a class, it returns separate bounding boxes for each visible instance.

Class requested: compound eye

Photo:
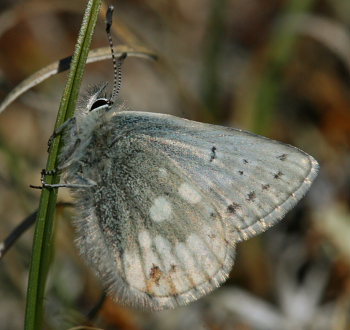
[90,98,109,111]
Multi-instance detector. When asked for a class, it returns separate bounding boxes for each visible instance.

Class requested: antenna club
[106,6,114,33]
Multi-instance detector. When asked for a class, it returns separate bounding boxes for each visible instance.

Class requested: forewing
[113,111,319,243]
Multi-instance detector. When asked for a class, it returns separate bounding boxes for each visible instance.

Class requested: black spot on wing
[274,171,283,179]
[210,146,217,162]
[277,153,287,161]
[262,184,270,190]
[247,191,256,202]
[227,202,241,214]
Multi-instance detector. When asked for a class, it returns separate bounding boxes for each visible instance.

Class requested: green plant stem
[24,1,102,329]
[201,0,228,122]
[240,0,316,135]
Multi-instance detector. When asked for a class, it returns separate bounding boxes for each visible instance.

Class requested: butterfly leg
[47,117,77,152]
[32,118,92,189]
[42,169,97,189]
[30,169,97,189]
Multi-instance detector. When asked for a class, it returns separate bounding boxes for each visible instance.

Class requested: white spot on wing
[123,249,146,291]
[178,183,202,204]
[175,242,206,285]
[138,230,152,249]
[187,234,219,277]
[154,236,191,293]
[150,196,172,222]
[138,231,171,296]
[154,236,176,272]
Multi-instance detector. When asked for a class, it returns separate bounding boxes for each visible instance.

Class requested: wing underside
[74,111,318,310]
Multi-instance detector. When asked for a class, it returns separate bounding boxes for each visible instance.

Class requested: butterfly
[44,83,319,311]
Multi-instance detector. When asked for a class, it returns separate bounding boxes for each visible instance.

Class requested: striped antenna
[105,5,127,104]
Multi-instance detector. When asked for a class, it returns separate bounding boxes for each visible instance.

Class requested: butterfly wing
[73,111,318,310]
[112,111,318,241]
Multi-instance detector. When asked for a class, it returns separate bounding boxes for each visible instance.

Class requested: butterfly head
[79,6,125,119]
[85,83,113,113]
[90,96,110,112]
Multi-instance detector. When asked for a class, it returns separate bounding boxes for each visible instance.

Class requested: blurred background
[0,0,350,329]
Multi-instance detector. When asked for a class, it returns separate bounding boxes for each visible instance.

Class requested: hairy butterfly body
[55,85,318,310]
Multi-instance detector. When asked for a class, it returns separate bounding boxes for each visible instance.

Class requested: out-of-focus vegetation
[0,0,350,329]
